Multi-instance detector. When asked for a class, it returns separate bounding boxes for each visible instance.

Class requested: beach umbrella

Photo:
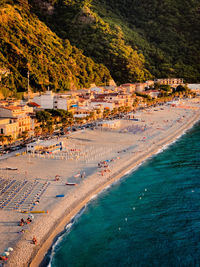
[2,252,9,256]
[28,214,34,219]
[5,247,13,252]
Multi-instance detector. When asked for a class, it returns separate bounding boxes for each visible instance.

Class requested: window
[1,128,3,134]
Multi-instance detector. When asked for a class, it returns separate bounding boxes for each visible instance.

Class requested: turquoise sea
[47,122,200,267]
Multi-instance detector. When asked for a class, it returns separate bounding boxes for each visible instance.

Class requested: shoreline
[3,101,200,267]
[28,111,200,267]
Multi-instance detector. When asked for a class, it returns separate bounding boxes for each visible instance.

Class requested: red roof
[0,106,21,110]
[28,102,40,107]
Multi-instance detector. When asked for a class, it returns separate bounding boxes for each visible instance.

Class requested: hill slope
[31,0,200,83]
[94,0,200,82]
[30,0,152,84]
[0,1,111,95]
[1,0,200,96]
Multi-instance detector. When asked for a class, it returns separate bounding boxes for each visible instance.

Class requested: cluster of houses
[0,78,184,141]
[0,101,34,140]
[30,80,158,117]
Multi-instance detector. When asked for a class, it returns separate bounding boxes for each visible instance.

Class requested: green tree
[0,135,6,146]
[6,135,13,144]
[34,126,41,137]
[21,131,28,141]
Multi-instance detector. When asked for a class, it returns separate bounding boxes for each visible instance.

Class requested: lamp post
[27,70,30,102]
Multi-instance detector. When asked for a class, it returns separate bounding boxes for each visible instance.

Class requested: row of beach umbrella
[1,247,13,257]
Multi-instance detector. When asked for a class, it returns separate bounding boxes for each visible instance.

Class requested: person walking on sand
[55,175,60,181]
[32,236,37,245]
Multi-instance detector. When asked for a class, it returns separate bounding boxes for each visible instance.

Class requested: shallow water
[49,122,200,267]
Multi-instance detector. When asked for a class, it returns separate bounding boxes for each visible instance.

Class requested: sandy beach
[0,98,200,267]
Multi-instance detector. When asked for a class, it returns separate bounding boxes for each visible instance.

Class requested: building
[74,107,91,117]
[28,102,41,111]
[135,83,146,92]
[32,91,79,112]
[120,83,136,93]
[0,118,18,139]
[0,105,33,137]
[187,84,200,96]
[53,94,79,112]
[53,95,68,110]
[145,80,155,88]
[155,78,184,86]
[33,91,54,109]
[97,120,121,129]
[144,90,160,98]
[90,86,103,94]
[90,100,115,111]
[26,139,64,153]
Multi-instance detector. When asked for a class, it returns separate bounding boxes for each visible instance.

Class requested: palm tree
[6,135,13,145]
[88,111,95,121]
[46,121,54,135]
[34,126,41,137]
[96,109,101,115]
[21,131,29,141]
[103,109,110,119]
[0,135,6,146]
[41,125,48,136]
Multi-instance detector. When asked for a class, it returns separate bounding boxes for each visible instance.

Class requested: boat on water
[65,182,77,186]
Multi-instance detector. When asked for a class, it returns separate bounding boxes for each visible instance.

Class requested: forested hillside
[31,0,152,84]
[0,0,111,95]
[0,0,200,95]
[94,0,200,82]
[31,0,200,83]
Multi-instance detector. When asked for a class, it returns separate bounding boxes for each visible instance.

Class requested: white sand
[0,98,199,267]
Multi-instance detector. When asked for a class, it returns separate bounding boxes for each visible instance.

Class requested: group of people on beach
[19,217,32,227]
[0,248,13,263]
[32,236,37,245]
[98,160,112,176]
[0,255,8,262]
[18,217,38,246]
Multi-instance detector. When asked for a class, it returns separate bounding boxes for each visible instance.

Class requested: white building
[98,120,121,129]
[90,101,115,110]
[26,139,63,153]
[32,91,79,111]
[135,83,146,92]
[155,78,184,86]
[144,90,160,98]
[53,96,68,110]
[187,84,200,96]
[90,87,103,94]
[33,91,54,109]
[187,84,200,90]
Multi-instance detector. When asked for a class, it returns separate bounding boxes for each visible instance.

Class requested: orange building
[0,105,33,138]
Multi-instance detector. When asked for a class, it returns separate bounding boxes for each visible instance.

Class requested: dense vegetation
[0,0,111,96]
[31,0,200,83]
[31,0,152,84]
[93,0,200,82]
[0,0,200,97]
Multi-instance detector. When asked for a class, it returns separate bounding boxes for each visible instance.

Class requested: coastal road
[0,148,26,160]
